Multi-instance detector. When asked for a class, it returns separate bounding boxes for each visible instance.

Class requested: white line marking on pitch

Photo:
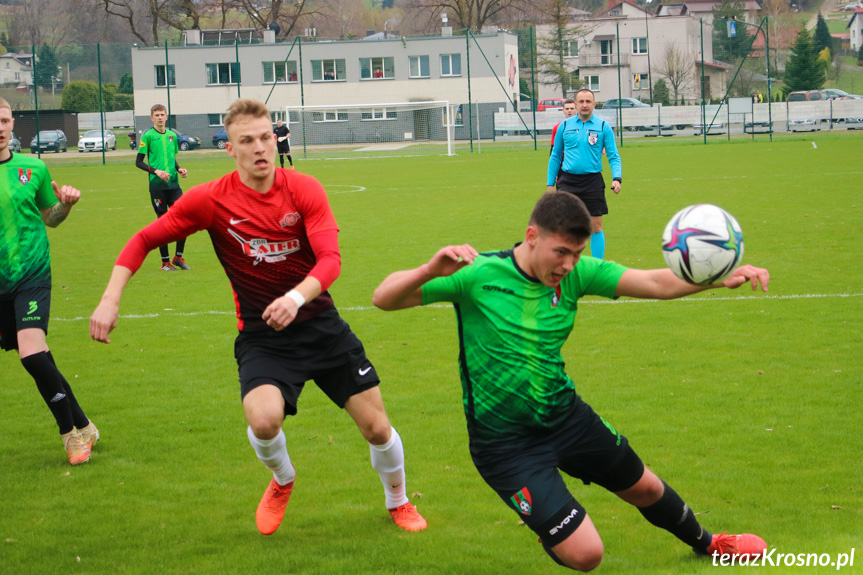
[53,292,863,322]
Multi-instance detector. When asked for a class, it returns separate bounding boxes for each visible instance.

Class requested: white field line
[54,292,863,322]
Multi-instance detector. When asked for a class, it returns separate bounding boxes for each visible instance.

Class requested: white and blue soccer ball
[662,204,744,286]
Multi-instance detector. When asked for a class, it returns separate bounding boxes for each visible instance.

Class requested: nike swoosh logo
[230,218,249,225]
[358,366,372,376]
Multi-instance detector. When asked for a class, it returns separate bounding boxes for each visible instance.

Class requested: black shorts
[234,307,379,415]
[0,284,51,351]
[149,187,183,217]
[471,397,645,546]
[277,143,291,155]
[556,172,608,217]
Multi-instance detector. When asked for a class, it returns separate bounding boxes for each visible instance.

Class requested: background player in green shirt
[0,97,98,465]
[373,192,771,570]
[136,104,190,271]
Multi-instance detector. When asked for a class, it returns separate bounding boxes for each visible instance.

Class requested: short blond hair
[224,99,269,132]
[0,97,11,112]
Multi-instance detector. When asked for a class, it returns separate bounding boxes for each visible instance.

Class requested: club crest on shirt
[168,135,174,143]
[18,168,31,185]
[153,198,162,207]
[588,132,598,146]
[280,212,301,227]
[510,487,533,516]
[551,286,561,308]
[229,229,299,264]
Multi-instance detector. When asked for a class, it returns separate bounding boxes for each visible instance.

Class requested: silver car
[78,129,117,152]
[10,131,21,152]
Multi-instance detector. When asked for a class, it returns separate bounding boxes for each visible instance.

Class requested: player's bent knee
[361,419,392,445]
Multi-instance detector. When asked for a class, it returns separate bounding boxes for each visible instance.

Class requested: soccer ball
[661,204,744,285]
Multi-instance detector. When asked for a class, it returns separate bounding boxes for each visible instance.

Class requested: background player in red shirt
[90,99,427,535]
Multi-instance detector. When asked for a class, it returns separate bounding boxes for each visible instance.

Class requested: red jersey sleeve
[115,185,215,273]
[288,172,341,291]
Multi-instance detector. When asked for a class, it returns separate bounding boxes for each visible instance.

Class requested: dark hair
[564,98,576,105]
[529,192,592,240]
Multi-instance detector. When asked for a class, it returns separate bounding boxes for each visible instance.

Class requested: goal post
[284,100,456,159]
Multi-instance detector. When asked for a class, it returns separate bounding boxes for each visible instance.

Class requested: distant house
[0,53,34,87]
[535,0,728,104]
[679,0,762,25]
[848,8,863,52]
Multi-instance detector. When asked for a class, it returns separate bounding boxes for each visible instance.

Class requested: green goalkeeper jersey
[422,248,627,447]
[139,127,180,191]
[0,154,57,297]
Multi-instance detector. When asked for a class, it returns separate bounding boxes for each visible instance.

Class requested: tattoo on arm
[44,202,71,227]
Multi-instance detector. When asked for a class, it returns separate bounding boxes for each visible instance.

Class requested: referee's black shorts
[234,307,380,415]
[556,172,608,217]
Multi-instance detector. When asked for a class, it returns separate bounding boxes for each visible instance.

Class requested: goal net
[284,100,455,160]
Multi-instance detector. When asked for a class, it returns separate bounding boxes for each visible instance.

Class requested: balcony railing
[578,53,631,67]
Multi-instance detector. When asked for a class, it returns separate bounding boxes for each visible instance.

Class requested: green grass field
[2,133,862,574]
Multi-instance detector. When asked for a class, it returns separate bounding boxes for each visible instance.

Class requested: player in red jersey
[90,99,427,535]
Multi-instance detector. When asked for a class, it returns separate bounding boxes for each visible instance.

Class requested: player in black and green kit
[136,104,190,271]
[0,97,99,465]
[374,192,771,570]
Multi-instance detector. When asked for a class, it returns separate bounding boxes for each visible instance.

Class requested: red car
[537,98,566,111]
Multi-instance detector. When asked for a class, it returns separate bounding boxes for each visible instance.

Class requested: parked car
[603,98,650,109]
[30,130,67,153]
[9,131,21,152]
[212,127,228,148]
[537,98,566,112]
[788,117,821,132]
[823,88,863,100]
[787,90,830,102]
[173,130,201,151]
[78,129,117,152]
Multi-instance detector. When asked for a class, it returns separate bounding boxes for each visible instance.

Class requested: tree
[536,0,589,97]
[761,0,794,73]
[712,0,749,62]
[655,42,694,105]
[402,0,525,33]
[34,44,59,90]
[239,0,322,39]
[813,13,833,59]
[653,79,670,105]
[61,80,101,112]
[858,43,863,66]
[119,73,134,94]
[784,27,825,91]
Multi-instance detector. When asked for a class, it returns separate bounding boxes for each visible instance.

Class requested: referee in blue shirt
[547,89,621,259]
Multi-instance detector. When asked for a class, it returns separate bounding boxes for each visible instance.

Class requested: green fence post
[466,30,473,153]
[98,43,106,164]
[616,23,623,147]
[236,36,241,100]
[530,26,537,150]
[299,36,307,160]
[164,41,172,129]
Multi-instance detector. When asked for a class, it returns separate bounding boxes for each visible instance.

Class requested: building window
[409,55,429,78]
[564,41,579,58]
[360,57,395,80]
[263,61,298,83]
[584,75,600,91]
[440,54,462,77]
[206,62,240,85]
[208,113,226,126]
[155,64,176,87]
[633,73,648,91]
[632,38,648,55]
[270,111,286,123]
[311,59,346,81]
[361,108,397,120]
[312,110,348,122]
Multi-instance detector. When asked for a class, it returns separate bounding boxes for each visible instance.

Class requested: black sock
[175,239,186,256]
[21,351,75,434]
[638,481,712,551]
[46,352,89,429]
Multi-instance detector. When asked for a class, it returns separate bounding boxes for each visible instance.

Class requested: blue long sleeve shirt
[547,115,622,186]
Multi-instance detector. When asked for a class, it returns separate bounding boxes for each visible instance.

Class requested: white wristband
[286,289,306,308]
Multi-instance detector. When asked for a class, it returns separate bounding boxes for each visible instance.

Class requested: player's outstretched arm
[40,181,80,228]
[90,266,134,344]
[615,264,769,300]
[373,244,478,311]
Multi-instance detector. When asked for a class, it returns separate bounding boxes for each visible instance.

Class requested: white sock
[247,426,296,486]
[369,427,409,509]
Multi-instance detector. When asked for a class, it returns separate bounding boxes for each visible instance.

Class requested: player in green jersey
[136,104,190,271]
[0,97,99,465]
[373,192,771,570]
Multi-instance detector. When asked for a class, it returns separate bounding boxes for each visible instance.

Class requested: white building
[848,8,863,52]
[0,53,33,87]
[130,29,519,146]
[535,0,728,105]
